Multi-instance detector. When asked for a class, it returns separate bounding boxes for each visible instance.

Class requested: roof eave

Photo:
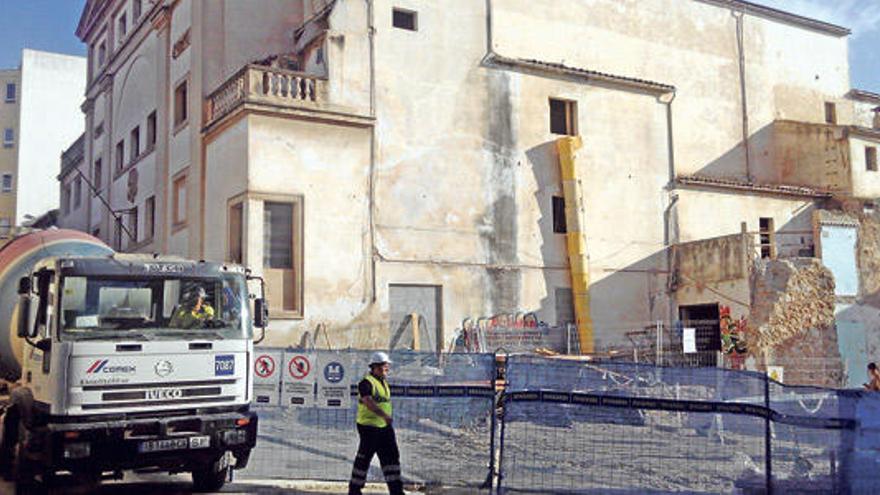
[694,0,850,37]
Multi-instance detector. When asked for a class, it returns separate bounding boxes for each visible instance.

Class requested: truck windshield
[59,275,251,340]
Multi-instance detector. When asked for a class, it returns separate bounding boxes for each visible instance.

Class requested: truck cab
[3,254,267,492]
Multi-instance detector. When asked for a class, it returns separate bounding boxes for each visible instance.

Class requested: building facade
[1,50,87,234]
[69,0,880,377]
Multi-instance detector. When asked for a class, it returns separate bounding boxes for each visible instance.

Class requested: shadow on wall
[525,138,671,350]
[689,121,849,193]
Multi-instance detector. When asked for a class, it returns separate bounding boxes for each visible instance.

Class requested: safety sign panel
[282,352,316,407]
[253,351,282,406]
[316,352,353,409]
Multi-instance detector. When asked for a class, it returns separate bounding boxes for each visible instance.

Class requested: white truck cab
[2,254,267,493]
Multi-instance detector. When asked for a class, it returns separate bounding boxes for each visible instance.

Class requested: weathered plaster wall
[674,233,752,320]
[676,187,816,257]
[852,99,880,130]
[751,121,851,193]
[850,135,880,199]
[492,0,849,182]
[245,114,371,347]
[202,1,306,94]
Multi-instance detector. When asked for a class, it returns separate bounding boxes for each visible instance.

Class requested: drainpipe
[364,0,378,302]
[556,136,594,354]
[662,90,679,328]
[733,7,752,182]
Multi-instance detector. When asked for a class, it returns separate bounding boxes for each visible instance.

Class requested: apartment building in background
[0,50,86,237]
[67,0,880,386]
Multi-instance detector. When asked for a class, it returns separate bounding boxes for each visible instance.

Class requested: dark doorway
[678,303,721,367]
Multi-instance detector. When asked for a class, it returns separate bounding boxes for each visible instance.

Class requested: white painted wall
[16,49,86,224]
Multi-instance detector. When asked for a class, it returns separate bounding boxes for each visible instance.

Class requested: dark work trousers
[348,424,404,495]
[0,404,19,474]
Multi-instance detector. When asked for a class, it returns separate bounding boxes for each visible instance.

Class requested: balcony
[204,65,330,130]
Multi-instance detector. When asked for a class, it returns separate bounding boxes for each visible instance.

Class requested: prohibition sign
[289,355,311,380]
[254,355,276,378]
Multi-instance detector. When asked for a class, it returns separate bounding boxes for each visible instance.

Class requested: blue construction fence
[240,349,497,489]
[239,349,880,493]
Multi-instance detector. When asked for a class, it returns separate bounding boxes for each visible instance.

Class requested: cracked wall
[749,258,843,387]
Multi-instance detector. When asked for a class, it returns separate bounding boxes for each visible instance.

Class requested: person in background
[864,362,880,391]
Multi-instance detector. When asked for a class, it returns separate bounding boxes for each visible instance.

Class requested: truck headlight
[63,441,91,459]
[222,429,247,446]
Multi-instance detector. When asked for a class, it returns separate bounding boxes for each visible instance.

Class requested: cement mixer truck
[0,229,267,493]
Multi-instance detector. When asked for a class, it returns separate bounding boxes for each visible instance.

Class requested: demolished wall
[749,258,844,387]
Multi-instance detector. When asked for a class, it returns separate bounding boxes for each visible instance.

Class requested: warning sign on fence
[253,351,282,406]
[317,353,352,409]
[283,352,316,407]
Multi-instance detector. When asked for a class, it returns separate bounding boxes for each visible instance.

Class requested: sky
[0,0,877,91]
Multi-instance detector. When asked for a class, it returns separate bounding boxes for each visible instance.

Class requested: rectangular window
[118,14,127,39]
[759,217,776,259]
[1,174,12,193]
[824,102,837,125]
[3,128,14,148]
[145,196,155,240]
[94,121,104,138]
[229,202,244,264]
[146,111,156,147]
[98,42,106,66]
[74,177,82,208]
[552,196,567,234]
[115,140,124,171]
[93,158,102,191]
[129,206,138,244]
[867,147,878,172]
[130,126,140,162]
[114,216,123,250]
[392,8,418,31]
[133,0,142,20]
[173,173,187,225]
[550,98,577,136]
[174,80,188,127]
[63,183,72,215]
[263,201,299,313]
[5,83,15,103]
[0,218,10,237]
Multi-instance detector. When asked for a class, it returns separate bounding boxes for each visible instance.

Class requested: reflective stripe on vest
[356,374,392,427]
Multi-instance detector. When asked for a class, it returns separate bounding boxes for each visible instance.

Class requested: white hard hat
[369,351,392,366]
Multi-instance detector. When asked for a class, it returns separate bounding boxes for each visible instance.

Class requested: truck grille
[79,379,237,410]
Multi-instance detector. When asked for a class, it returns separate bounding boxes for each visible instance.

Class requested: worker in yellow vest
[348,352,404,495]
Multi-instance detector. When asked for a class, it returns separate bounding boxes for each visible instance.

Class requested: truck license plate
[138,435,210,453]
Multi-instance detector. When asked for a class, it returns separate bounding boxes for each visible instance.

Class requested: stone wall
[749,258,844,387]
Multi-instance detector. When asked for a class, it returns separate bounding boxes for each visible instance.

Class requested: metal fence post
[764,373,773,494]
[494,354,508,494]
[485,352,499,493]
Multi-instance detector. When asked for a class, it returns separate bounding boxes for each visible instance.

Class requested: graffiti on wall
[719,305,749,369]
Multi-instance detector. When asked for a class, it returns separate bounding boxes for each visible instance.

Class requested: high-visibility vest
[356,374,392,427]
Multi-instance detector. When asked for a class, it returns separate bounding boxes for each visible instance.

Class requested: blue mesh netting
[499,355,880,494]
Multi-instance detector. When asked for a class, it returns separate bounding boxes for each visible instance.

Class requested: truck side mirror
[17,295,32,338]
[254,298,269,328]
[18,276,31,295]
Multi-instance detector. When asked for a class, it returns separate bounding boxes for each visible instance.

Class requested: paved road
[0,474,394,494]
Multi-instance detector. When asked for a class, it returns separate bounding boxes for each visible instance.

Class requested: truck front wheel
[191,462,226,493]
